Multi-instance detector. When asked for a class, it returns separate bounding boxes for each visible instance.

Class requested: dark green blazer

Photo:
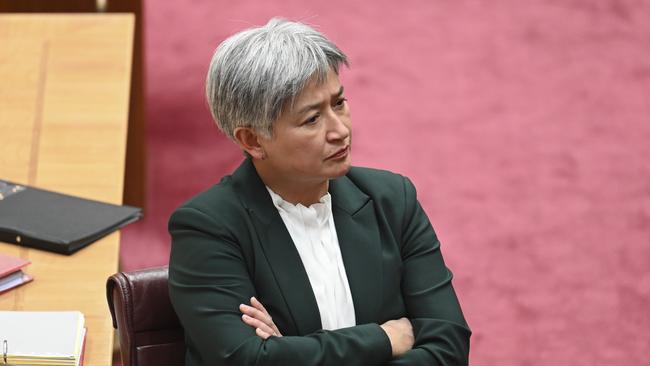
[168,159,471,366]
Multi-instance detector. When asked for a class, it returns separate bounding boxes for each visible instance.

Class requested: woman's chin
[327,161,351,178]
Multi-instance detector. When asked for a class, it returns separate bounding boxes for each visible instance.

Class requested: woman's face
[258,68,352,184]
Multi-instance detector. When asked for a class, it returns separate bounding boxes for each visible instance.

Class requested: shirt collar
[265,186,332,219]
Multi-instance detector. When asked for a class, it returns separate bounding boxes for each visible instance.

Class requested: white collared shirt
[266,187,356,330]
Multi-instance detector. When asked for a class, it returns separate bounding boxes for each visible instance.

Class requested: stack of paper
[0,311,86,366]
[0,253,33,294]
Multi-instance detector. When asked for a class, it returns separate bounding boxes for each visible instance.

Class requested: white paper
[0,311,84,360]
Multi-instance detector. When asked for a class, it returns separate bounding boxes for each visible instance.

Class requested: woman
[168,18,471,366]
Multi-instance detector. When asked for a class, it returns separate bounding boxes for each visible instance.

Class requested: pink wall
[121,1,650,364]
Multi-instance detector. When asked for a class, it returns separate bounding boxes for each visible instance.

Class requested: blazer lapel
[231,159,322,335]
[329,176,383,325]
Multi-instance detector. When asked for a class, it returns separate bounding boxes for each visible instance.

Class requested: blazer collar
[230,159,383,331]
[230,158,370,217]
[230,158,276,223]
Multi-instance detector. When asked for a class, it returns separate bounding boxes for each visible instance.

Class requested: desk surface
[0,14,134,366]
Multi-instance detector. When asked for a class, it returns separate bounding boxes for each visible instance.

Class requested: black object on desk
[0,180,142,254]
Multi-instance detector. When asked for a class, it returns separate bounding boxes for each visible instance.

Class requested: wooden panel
[0,14,134,366]
[0,0,147,209]
[0,40,42,184]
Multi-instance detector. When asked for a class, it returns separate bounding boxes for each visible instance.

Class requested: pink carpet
[120,1,650,364]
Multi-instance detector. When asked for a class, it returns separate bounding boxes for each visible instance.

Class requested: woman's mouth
[326,146,349,160]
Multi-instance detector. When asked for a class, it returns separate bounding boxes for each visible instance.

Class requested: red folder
[0,253,33,294]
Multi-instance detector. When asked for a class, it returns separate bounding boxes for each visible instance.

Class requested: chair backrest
[106,266,185,366]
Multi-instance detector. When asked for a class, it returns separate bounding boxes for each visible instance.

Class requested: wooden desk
[0,0,148,209]
[0,14,134,366]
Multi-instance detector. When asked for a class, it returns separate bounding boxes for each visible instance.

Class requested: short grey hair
[205,18,348,138]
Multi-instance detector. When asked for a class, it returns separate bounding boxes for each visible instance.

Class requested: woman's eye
[334,98,347,109]
[304,114,319,125]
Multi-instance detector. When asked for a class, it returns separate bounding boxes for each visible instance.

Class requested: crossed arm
[240,297,415,357]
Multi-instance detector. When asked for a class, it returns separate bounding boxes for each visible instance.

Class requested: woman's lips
[326,146,349,160]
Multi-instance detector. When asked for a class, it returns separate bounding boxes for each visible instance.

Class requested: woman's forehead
[290,70,342,111]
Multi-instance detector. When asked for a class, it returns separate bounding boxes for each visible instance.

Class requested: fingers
[251,297,270,316]
[242,314,276,337]
[256,327,272,340]
[239,303,272,327]
[250,297,281,335]
[239,297,283,338]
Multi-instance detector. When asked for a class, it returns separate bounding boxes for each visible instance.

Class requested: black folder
[0,180,142,254]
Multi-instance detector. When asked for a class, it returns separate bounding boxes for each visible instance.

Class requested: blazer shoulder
[346,166,414,200]
[169,175,246,229]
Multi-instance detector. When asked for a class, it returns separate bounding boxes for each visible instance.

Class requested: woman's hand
[380,317,414,357]
[239,297,283,339]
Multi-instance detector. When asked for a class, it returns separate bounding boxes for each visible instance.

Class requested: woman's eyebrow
[296,86,345,115]
[332,86,345,101]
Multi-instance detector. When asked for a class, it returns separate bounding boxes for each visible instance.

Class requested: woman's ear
[233,127,266,160]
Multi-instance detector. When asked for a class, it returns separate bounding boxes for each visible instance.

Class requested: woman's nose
[326,114,350,141]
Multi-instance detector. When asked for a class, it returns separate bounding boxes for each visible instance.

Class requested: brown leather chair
[107,266,185,366]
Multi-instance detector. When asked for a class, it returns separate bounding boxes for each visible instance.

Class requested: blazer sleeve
[168,206,392,366]
[386,176,471,365]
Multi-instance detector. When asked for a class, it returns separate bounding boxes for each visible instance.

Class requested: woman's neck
[253,159,328,206]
